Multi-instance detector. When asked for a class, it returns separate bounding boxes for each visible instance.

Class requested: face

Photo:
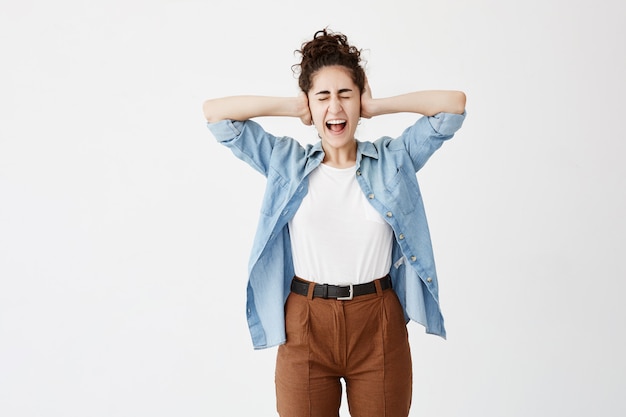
[308,65,361,153]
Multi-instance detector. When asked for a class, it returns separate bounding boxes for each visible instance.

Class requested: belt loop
[374,278,383,297]
[307,282,315,300]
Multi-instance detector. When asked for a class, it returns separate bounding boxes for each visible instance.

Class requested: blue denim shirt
[207,111,466,349]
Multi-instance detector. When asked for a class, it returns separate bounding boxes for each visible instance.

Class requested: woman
[203,28,466,417]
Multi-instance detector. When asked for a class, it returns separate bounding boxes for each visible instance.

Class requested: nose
[328,96,342,114]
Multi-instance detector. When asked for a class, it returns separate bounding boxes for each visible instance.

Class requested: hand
[360,77,375,119]
[296,92,313,126]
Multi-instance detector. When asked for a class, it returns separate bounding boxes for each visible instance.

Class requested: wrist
[361,98,383,119]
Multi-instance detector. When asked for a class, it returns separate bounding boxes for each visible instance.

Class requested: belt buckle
[336,283,354,301]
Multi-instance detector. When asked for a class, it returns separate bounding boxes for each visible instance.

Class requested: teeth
[327,120,346,125]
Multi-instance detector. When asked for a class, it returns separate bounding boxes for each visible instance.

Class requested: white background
[1,0,625,416]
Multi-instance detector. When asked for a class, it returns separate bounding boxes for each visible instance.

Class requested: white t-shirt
[288,163,393,285]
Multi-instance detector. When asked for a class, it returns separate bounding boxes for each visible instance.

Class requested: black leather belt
[290,275,392,300]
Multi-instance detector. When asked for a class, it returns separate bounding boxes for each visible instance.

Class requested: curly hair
[293,28,366,94]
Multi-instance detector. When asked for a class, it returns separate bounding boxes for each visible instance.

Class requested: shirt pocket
[384,166,420,215]
[260,167,290,216]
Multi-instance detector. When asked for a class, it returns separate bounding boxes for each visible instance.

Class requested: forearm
[203,96,304,123]
[364,90,466,118]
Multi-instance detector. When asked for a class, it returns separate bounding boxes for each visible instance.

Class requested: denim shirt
[207,111,466,349]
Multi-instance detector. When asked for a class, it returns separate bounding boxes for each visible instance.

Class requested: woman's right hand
[296,92,313,126]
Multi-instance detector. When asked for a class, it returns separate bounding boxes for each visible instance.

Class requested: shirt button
[398,234,405,240]
[356,170,362,176]
[410,255,417,262]
[427,277,433,283]
[386,211,393,217]
[368,193,375,199]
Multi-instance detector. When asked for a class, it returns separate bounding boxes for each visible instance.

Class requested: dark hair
[293,28,366,94]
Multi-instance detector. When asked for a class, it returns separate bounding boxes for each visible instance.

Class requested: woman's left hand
[360,77,375,119]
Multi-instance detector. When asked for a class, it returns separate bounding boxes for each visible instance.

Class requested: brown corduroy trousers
[275,278,412,417]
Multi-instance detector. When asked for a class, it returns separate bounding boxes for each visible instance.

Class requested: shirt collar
[310,140,324,156]
[356,140,379,160]
[310,140,378,160]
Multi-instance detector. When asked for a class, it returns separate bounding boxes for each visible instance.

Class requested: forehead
[311,65,356,90]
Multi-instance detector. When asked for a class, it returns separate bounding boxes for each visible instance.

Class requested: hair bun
[293,28,365,94]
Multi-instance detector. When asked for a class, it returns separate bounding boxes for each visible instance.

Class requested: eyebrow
[314,88,354,96]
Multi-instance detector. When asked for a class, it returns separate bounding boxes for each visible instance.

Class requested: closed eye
[314,88,354,98]
[318,95,351,101]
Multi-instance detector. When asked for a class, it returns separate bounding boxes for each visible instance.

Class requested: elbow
[203,99,221,123]
[427,91,466,117]
[450,91,466,115]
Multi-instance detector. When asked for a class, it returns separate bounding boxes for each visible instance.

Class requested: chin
[322,135,354,148]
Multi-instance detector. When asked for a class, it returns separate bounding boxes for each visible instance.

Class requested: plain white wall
[1,0,624,416]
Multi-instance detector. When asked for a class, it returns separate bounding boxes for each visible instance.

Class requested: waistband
[290,275,392,300]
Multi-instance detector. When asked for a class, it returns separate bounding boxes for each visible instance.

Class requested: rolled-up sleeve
[396,111,466,172]
[427,111,466,137]
[207,119,281,177]
[206,119,245,144]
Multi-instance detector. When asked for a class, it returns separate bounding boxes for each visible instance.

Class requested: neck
[321,140,357,168]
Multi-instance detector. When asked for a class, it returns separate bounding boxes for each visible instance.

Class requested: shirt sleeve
[393,111,466,172]
[206,119,280,177]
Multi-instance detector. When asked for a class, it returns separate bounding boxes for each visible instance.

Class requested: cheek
[351,100,362,115]
[309,104,323,123]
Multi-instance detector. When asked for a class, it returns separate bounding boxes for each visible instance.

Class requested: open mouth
[326,119,347,133]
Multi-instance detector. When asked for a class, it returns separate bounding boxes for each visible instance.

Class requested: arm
[361,82,466,118]
[362,81,467,171]
[203,93,312,125]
